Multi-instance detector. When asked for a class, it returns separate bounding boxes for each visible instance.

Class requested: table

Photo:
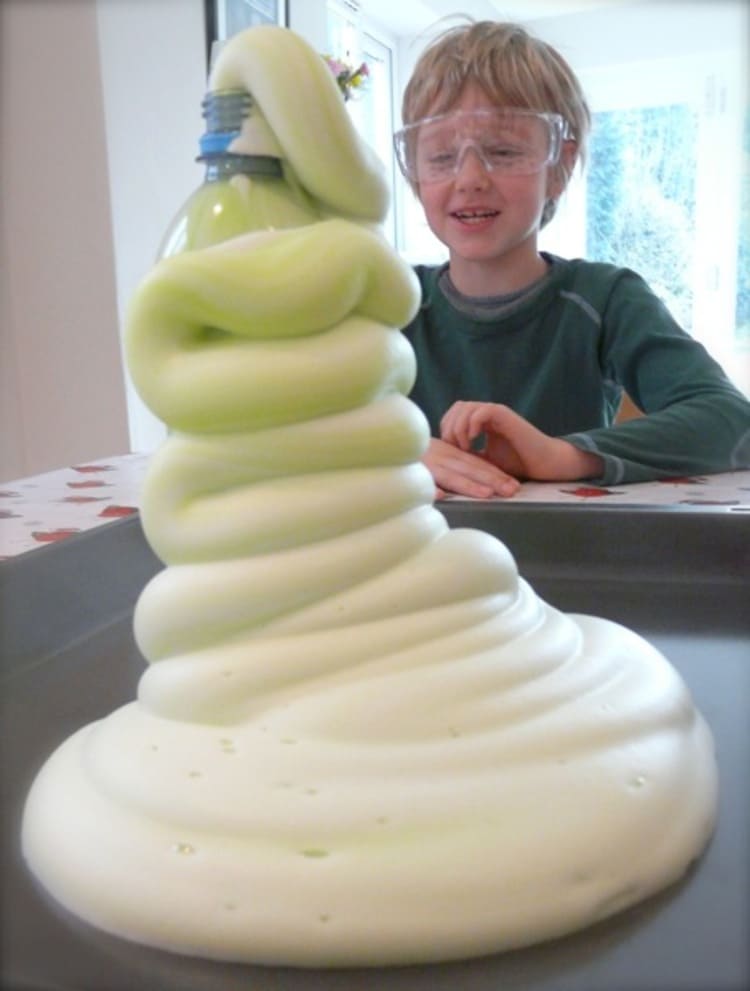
[1,482,748,990]
[2,455,749,559]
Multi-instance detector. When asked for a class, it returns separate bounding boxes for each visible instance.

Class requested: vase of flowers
[322,54,370,102]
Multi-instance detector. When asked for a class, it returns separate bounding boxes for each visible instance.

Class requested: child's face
[415,82,567,290]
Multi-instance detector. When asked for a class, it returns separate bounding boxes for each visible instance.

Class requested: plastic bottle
[157,89,318,259]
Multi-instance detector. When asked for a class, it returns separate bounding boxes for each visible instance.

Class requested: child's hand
[423,438,521,499]
[440,402,603,482]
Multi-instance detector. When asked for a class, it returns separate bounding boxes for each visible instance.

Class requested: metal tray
[1,506,748,991]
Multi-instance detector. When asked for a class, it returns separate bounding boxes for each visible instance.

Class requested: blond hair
[401,20,591,223]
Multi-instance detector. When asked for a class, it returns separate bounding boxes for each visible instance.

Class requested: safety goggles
[393,108,570,184]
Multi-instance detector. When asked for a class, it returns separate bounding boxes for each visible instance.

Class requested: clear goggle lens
[394,109,569,184]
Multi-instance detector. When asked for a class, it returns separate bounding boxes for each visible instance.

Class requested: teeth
[455,210,496,221]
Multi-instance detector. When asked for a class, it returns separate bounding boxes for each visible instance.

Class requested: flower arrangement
[322,54,370,102]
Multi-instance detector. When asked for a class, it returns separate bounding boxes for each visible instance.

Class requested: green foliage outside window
[587,103,749,352]
[586,105,698,332]
[736,109,750,344]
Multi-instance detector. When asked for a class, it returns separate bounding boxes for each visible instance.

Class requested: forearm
[544,441,604,481]
[566,393,750,484]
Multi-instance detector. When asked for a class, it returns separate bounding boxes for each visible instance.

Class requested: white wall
[1,0,209,480]
[96,0,207,456]
[288,0,328,51]
[1,0,130,481]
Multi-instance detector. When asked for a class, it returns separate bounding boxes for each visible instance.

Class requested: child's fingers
[466,404,511,446]
[439,404,464,446]
[442,402,496,449]
[425,437,520,498]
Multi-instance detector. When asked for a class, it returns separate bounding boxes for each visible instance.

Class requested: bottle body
[158,163,318,258]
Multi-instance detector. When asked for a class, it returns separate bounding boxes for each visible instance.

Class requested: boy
[394,21,750,499]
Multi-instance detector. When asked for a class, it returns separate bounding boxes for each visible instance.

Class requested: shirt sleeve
[562,268,750,484]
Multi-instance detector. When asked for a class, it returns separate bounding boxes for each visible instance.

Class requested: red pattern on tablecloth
[0,455,148,559]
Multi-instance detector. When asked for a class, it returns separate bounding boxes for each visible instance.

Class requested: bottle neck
[198,90,283,176]
[202,154,283,182]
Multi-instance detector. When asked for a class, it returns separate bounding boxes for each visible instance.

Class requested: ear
[547,139,579,199]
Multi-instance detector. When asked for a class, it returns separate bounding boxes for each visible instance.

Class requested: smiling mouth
[453,209,499,223]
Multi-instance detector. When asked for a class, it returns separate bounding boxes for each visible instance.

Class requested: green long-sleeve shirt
[402,257,750,485]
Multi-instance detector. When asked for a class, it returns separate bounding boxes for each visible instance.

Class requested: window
[736,109,750,348]
[586,103,698,333]
[542,52,749,395]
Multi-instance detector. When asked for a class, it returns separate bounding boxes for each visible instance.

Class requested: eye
[418,145,458,178]
[485,144,525,161]
[428,150,457,165]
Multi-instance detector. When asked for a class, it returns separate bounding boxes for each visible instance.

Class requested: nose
[454,143,491,188]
